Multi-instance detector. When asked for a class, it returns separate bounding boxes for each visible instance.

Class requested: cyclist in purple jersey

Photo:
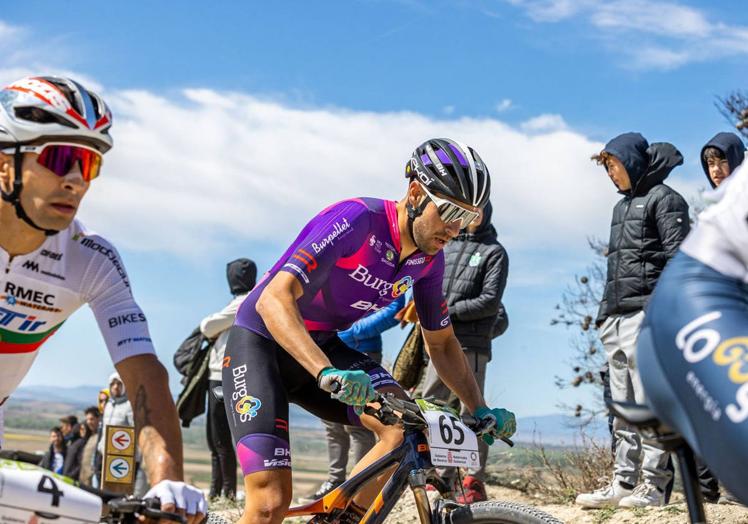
[223,139,517,524]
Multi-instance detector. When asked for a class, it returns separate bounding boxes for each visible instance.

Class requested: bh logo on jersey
[392,276,413,298]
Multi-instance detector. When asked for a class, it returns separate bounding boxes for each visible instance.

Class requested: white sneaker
[575,482,633,508]
[618,482,665,508]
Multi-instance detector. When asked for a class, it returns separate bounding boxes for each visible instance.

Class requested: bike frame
[285,428,437,524]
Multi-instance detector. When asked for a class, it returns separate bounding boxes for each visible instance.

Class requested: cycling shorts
[222,326,399,476]
[638,251,748,505]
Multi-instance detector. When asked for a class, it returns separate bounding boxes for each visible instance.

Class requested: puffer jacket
[597,134,691,325]
[442,202,509,354]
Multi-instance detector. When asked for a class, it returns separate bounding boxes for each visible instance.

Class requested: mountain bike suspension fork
[409,469,433,524]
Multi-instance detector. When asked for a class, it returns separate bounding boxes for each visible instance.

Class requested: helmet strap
[405,195,430,245]
[0,145,60,236]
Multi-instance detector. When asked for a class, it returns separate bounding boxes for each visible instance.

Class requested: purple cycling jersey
[236,198,450,339]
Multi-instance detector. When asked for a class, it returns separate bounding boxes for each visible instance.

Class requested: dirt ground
[214,484,748,523]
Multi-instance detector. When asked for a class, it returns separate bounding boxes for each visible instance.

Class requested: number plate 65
[415,399,480,469]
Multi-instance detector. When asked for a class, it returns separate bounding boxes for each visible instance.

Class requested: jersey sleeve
[279,200,371,292]
[81,238,156,364]
[413,252,451,331]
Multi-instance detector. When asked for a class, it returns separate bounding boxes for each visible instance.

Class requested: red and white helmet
[0,76,113,152]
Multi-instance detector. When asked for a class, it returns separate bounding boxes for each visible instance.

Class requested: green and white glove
[317,367,377,407]
[473,406,517,445]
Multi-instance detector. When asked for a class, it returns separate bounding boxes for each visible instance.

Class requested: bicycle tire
[204,512,233,524]
[442,500,564,524]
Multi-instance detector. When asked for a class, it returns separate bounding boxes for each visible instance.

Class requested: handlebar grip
[501,436,514,447]
[329,380,341,394]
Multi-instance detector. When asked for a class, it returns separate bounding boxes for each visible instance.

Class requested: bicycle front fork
[409,469,434,524]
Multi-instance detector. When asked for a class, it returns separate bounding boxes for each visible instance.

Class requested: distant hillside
[8,386,609,446]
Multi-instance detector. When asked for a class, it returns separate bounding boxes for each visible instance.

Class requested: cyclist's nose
[445,221,460,238]
[62,164,86,189]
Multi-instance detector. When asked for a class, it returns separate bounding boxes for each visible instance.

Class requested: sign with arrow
[107,426,135,456]
[104,456,134,484]
[103,424,136,491]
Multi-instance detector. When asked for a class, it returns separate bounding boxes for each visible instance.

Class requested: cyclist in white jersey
[636,160,748,505]
[0,76,205,521]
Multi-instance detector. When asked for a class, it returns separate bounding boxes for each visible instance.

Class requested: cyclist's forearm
[117,355,183,484]
[427,337,485,413]
[258,287,332,377]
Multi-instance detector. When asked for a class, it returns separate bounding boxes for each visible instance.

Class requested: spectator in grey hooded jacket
[200,257,257,500]
[420,200,509,504]
[701,132,745,188]
[577,133,690,509]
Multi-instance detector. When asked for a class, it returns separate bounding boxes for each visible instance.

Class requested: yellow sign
[104,455,135,484]
[105,425,135,457]
[103,424,136,491]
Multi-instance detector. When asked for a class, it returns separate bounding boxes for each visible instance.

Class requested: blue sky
[6,0,748,417]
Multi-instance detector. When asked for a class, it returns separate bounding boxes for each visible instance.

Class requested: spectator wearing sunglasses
[0,76,205,521]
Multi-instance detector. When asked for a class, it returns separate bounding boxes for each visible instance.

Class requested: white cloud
[65,88,619,258]
[496,98,513,112]
[503,0,748,70]
[520,113,568,132]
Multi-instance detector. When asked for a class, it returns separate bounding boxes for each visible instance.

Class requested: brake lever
[462,414,515,447]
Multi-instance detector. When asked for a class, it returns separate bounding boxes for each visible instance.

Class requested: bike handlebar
[366,393,514,447]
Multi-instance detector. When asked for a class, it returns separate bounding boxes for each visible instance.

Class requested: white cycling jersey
[0,219,155,404]
[681,160,748,282]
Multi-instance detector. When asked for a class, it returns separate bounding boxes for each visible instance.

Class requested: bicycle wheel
[205,512,233,524]
[442,500,564,524]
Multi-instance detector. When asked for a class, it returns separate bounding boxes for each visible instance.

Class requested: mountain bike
[0,450,229,524]
[607,400,714,524]
[282,393,563,524]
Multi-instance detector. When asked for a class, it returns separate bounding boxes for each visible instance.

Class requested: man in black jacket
[576,133,690,509]
[420,201,509,503]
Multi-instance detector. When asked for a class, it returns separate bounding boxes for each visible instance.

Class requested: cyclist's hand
[473,406,516,445]
[142,480,206,524]
[317,367,377,406]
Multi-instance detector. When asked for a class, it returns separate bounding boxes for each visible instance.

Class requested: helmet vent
[14,106,76,128]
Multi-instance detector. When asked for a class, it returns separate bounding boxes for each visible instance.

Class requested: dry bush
[492,433,614,504]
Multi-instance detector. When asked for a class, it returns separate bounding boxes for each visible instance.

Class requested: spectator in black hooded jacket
[200,257,257,500]
[701,132,745,188]
[420,200,509,503]
[695,131,745,505]
[577,133,690,509]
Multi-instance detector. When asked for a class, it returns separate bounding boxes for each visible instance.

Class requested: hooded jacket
[442,202,509,354]
[597,133,690,324]
[700,132,745,188]
[202,258,258,380]
[97,373,134,454]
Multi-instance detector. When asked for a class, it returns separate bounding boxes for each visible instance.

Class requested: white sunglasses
[418,183,480,229]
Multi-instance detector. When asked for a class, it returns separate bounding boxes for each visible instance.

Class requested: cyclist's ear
[407,179,424,207]
[0,152,12,192]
